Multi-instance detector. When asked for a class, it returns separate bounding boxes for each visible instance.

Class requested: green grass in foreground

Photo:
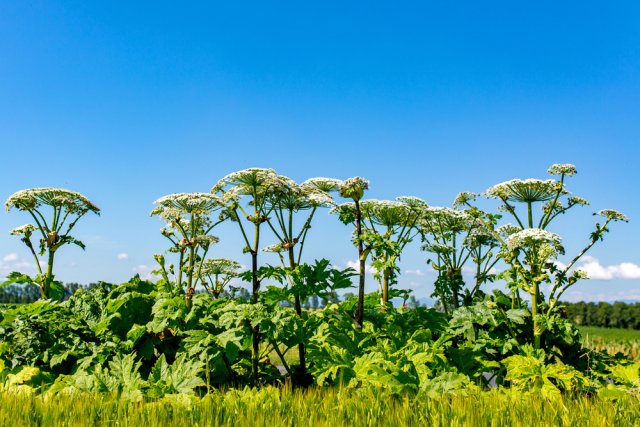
[0,387,638,427]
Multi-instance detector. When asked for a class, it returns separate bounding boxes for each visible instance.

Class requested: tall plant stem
[532,280,540,349]
[185,248,195,310]
[288,248,307,377]
[531,262,541,349]
[355,200,365,328]
[44,250,55,298]
[176,251,184,294]
[250,208,261,385]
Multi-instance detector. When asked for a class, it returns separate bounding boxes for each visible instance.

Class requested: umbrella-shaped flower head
[6,188,100,215]
[486,179,562,203]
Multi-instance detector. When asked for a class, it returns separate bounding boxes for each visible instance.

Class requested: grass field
[0,387,638,427]
[579,326,640,342]
[579,326,640,361]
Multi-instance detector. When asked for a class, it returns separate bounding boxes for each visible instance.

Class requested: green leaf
[1,272,34,288]
[148,354,205,397]
[48,281,65,301]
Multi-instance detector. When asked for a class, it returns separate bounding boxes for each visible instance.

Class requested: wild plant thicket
[0,164,638,403]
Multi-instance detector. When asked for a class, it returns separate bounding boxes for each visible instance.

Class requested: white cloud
[405,269,424,276]
[3,253,18,263]
[0,253,33,277]
[117,253,129,261]
[346,260,376,275]
[577,256,640,280]
[563,288,640,302]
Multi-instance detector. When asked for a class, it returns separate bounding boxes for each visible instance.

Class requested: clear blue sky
[1,1,639,302]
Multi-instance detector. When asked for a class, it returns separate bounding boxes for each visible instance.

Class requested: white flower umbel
[262,243,286,253]
[212,168,282,195]
[507,228,562,252]
[464,226,498,248]
[422,242,455,255]
[596,209,629,222]
[547,163,578,177]
[9,224,37,237]
[6,188,100,214]
[496,223,521,238]
[301,177,343,193]
[199,258,242,298]
[396,196,428,209]
[453,192,477,207]
[153,193,221,215]
[421,206,474,233]
[486,179,561,203]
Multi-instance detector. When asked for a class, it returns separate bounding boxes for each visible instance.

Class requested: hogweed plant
[338,198,425,308]
[198,258,242,298]
[332,177,369,327]
[150,193,224,308]
[211,167,290,383]
[459,163,628,349]
[261,176,339,378]
[419,205,500,313]
[3,188,99,300]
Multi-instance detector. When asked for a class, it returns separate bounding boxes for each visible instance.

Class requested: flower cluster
[262,243,286,253]
[571,269,589,280]
[362,200,410,228]
[422,242,455,255]
[496,223,521,238]
[301,177,343,193]
[200,258,242,276]
[212,168,286,196]
[192,235,220,248]
[485,179,561,203]
[547,163,578,177]
[10,224,37,237]
[464,226,498,248]
[453,191,476,207]
[338,177,369,201]
[5,188,100,214]
[506,228,562,252]
[396,196,428,209]
[596,209,629,222]
[153,193,221,215]
[267,180,336,211]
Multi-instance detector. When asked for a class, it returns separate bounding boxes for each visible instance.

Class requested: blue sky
[1,2,639,301]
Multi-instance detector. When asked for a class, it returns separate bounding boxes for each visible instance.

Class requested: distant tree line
[0,283,106,304]
[0,282,344,309]
[562,301,640,329]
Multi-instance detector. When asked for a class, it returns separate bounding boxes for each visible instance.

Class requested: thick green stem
[44,250,55,299]
[381,267,391,307]
[355,200,365,328]
[185,246,195,310]
[176,251,184,293]
[288,248,307,377]
[532,279,540,349]
[250,212,261,384]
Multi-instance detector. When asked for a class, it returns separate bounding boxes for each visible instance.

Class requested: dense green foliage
[0,278,638,401]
